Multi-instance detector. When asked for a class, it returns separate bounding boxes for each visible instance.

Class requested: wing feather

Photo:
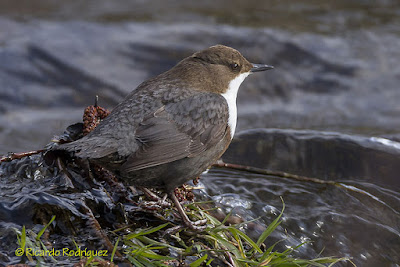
[120,93,229,173]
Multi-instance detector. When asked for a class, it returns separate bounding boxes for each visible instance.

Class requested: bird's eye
[231,63,240,70]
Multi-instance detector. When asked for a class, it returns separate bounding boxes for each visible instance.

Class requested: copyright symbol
[15,248,24,256]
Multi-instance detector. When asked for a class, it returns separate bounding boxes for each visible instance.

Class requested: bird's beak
[251,64,274,73]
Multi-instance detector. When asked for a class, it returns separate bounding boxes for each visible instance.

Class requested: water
[211,129,400,266]
[0,1,399,35]
[1,2,400,154]
[203,167,400,266]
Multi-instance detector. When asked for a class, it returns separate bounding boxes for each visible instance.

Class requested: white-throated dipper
[54,45,273,229]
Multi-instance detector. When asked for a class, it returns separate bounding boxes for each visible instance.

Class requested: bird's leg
[140,186,160,201]
[169,191,207,231]
[139,187,170,208]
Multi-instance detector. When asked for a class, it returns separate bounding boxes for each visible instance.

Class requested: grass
[15,215,57,265]
[112,197,352,266]
[14,199,352,266]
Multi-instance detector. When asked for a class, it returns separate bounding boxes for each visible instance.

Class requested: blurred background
[1,1,400,266]
[0,0,399,153]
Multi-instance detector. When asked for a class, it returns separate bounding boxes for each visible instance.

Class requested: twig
[212,160,338,185]
[0,149,45,163]
[212,160,391,205]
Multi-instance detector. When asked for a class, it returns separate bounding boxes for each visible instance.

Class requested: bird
[53,45,273,229]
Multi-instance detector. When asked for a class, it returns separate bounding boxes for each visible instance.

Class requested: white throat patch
[221,72,250,138]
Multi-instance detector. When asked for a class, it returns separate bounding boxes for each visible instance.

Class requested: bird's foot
[169,192,207,232]
[139,187,171,208]
[183,218,208,231]
[165,218,207,235]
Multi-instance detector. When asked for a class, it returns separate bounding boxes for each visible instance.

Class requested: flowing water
[204,129,400,266]
[204,168,400,266]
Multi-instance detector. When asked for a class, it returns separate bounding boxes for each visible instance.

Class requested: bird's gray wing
[58,135,119,158]
[120,93,229,172]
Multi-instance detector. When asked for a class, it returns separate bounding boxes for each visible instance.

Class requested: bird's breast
[220,72,250,138]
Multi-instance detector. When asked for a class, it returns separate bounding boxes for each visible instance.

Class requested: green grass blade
[127,255,146,267]
[230,227,263,254]
[136,251,174,260]
[221,210,233,225]
[111,236,120,262]
[136,236,183,252]
[201,211,223,226]
[21,226,26,250]
[84,254,94,267]
[36,215,56,241]
[256,197,285,247]
[189,254,208,267]
[227,227,245,257]
[72,238,79,250]
[209,232,241,261]
[125,223,169,240]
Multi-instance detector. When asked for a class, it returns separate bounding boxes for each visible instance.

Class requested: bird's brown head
[169,45,273,94]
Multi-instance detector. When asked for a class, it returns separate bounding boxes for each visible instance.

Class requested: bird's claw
[185,218,207,231]
[139,187,171,208]
[164,218,207,235]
